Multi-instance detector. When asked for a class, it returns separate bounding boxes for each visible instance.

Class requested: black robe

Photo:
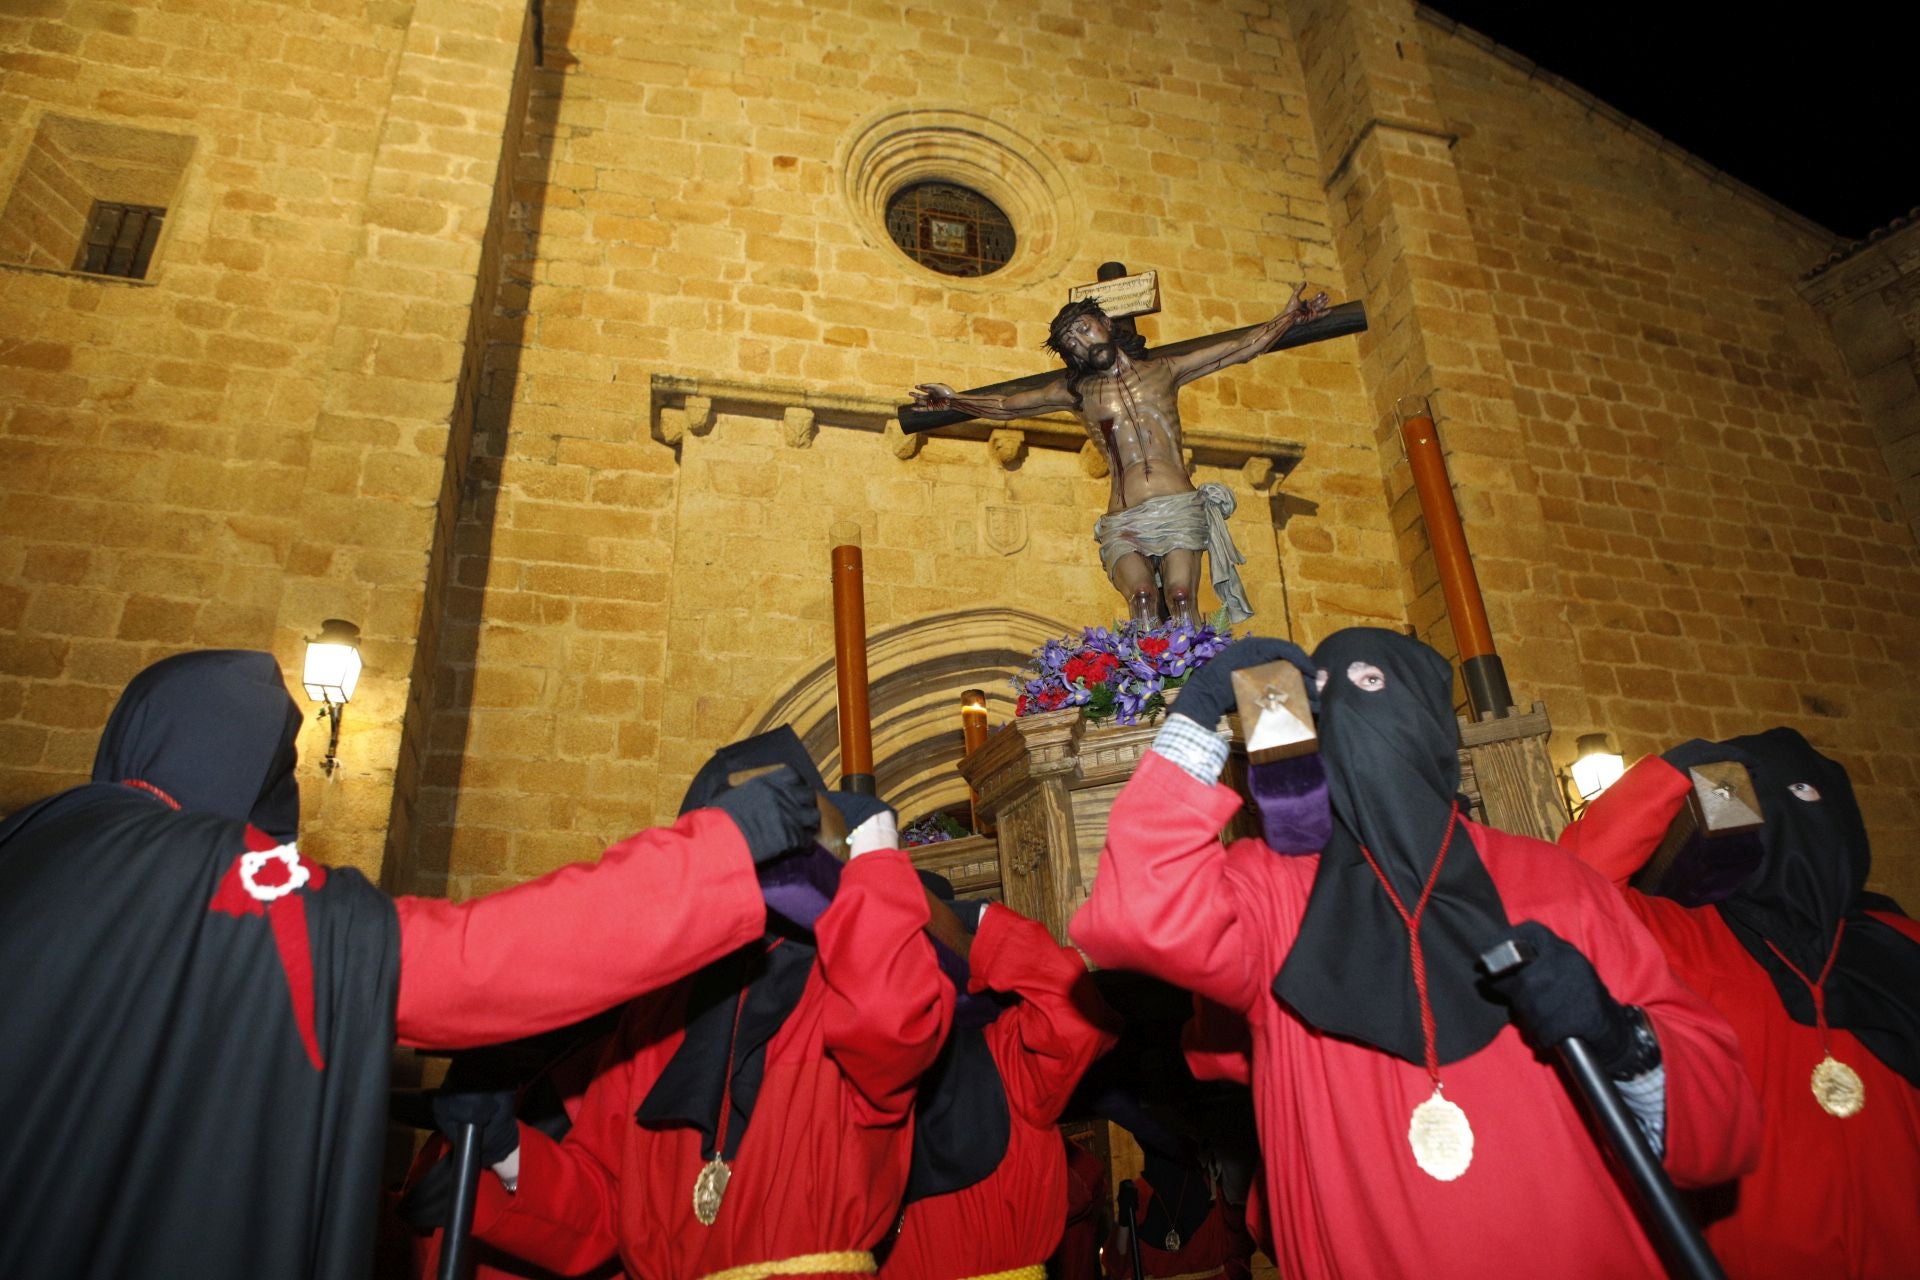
[0,650,401,1279]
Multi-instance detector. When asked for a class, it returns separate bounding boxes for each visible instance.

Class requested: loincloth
[1092,483,1253,623]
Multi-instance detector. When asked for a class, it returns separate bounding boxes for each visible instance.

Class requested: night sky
[1420,2,1918,241]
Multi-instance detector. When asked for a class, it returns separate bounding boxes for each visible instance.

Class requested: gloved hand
[713,765,821,864]
[1482,921,1659,1080]
[431,1086,520,1166]
[827,791,898,858]
[828,791,892,832]
[1170,636,1318,731]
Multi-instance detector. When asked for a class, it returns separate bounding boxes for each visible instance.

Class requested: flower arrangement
[1013,617,1233,726]
[901,810,971,847]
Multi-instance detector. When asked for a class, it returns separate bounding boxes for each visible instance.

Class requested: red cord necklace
[1355,802,1474,1181]
[121,778,180,809]
[691,939,784,1225]
[1762,920,1864,1117]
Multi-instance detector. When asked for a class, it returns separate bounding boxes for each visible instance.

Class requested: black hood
[1273,628,1512,1066]
[678,724,825,816]
[1715,728,1920,1086]
[91,649,304,841]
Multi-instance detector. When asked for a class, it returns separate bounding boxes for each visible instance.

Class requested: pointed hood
[1273,628,1511,1065]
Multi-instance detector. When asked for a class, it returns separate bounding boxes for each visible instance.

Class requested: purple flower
[1014,615,1234,725]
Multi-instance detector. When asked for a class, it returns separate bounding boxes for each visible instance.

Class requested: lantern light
[302,620,361,776]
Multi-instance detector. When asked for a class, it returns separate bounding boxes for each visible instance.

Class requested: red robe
[466,848,953,1279]
[882,905,1119,1279]
[1070,752,1761,1280]
[1562,760,1920,1280]
[1101,1179,1254,1280]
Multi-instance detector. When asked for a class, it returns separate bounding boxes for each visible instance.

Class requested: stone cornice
[648,372,1306,485]
[1795,216,1920,312]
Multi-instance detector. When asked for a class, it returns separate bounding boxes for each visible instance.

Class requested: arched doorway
[741,606,1073,821]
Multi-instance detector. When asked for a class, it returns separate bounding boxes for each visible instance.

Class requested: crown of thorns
[1045,298,1112,359]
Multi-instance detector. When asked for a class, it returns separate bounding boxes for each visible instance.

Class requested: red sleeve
[1068,751,1263,1011]
[1558,756,1691,887]
[817,848,955,1124]
[1520,830,1761,1187]
[393,808,763,1048]
[971,904,1120,1125]
[467,1007,659,1273]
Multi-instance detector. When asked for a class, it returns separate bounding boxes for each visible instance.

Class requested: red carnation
[1140,637,1169,658]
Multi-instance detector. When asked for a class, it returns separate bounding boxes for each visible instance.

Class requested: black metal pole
[438,1121,483,1280]
[1117,1179,1146,1280]
[1461,654,1513,723]
[1480,942,1725,1280]
[1556,1036,1725,1280]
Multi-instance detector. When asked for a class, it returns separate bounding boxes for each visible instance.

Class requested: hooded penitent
[1272,628,1512,1065]
[638,727,827,1160]
[0,650,399,1280]
[1715,727,1920,1087]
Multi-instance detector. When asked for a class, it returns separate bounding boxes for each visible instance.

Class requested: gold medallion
[1811,1055,1865,1118]
[1408,1088,1474,1181]
[692,1156,731,1225]
[1163,1229,1181,1251]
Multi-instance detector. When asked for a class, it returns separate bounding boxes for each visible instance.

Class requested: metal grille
[74,201,165,279]
[883,182,1015,277]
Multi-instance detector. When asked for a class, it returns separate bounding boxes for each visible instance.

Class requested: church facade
[2,0,1915,906]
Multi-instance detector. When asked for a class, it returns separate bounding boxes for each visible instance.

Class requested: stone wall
[4,0,1917,906]
[389,0,1391,896]
[1420,17,1920,900]
[0,0,538,878]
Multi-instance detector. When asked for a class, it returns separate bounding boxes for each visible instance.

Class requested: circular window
[839,107,1079,289]
[884,182,1015,277]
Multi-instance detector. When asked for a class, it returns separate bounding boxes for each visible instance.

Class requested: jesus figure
[910,284,1329,626]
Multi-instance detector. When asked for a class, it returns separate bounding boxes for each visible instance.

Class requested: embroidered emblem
[240,845,311,903]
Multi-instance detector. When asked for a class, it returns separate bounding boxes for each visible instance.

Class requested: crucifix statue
[903,263,1363,627]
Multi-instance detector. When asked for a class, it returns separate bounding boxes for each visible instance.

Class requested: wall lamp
[1568,732,1625,807]
[302,619,362,776]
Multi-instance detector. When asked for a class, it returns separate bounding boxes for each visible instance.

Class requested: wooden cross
[896,261,1369,433]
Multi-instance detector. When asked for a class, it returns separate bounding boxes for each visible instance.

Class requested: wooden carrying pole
[829,522,876,795]
[1397,395,1514,720]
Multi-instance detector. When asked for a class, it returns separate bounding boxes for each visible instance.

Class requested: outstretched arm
[1164,282,1330,387]
[392,808,763,1048]
[908,373,1079,420]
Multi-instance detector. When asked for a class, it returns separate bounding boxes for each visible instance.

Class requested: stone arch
[741,607,1073,821]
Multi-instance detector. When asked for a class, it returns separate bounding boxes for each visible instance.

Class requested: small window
[0,115,194,280]
[884,182,1015,277]
[74,201,165,280]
